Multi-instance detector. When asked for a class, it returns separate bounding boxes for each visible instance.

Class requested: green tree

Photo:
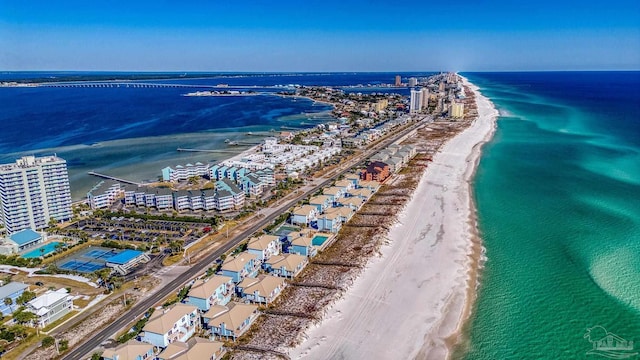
[59,339,69,351]
[91,353,102,360]
[41,336,55,348]
[13,308,37,325]
[16,291,36,305]
[168,241,182,254]
[3,297,13,312]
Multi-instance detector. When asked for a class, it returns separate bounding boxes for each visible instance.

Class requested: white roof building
[26,288,73,328]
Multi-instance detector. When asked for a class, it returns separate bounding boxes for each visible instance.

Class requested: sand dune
[289,79,498,360]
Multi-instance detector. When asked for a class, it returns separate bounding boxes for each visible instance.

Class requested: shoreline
[288,78,499,359]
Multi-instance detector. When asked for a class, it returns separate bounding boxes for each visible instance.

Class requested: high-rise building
[420,88,430,110]
[410,89,423,114]
[0,156,72,234]
[450,101,465,118]
[408,77,418,87]
[394,75,402,86]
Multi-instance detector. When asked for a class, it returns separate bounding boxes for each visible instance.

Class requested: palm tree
[3,297,13,313]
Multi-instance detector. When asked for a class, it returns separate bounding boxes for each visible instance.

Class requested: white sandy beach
[289,79,498,360]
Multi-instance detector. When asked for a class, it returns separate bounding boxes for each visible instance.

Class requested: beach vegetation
[40,336,55,348]
[0,254,41,268]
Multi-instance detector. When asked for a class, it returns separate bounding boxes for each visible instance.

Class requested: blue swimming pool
[312,235,329,246]
[22,242,61,258]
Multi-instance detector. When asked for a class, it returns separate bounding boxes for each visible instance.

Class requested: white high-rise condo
[0,156,72,235]
[410,89,423,114]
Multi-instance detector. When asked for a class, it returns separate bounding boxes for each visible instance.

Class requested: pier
[177,148,239,154]
[87,172,141,186]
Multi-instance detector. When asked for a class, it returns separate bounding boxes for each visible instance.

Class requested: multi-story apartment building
[0,156,72,234]
[161,162,209,183]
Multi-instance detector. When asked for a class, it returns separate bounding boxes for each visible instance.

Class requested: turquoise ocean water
[456,72,640,359]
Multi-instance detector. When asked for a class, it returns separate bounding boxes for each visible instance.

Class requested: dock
[88,172,141,186]
[177,148,238,154]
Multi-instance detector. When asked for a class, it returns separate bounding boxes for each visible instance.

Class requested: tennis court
[84,249,119,259]
[57,246,122,273]
[58,260,105,272]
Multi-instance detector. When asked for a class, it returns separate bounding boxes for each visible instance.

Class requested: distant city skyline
[1,0,639,71]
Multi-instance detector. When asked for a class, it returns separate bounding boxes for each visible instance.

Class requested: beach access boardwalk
[61,117,429,360]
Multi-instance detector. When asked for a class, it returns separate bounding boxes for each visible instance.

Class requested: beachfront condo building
[395,75,402,86]
[408,77,418,87]
[410,89,423,114]
[450,101,465,118]
[421,88,430,110]
[0,156,72,235]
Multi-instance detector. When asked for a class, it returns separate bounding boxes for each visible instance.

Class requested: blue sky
[1,0,639,71]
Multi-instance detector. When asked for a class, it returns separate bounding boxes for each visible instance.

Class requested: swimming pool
[22,242,61,258]
[312,235,329,246]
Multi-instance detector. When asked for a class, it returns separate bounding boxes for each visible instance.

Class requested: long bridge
[35,82,290,90]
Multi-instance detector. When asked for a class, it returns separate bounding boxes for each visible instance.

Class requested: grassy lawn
[72,295,95,308]
[2,332,43,360]
[12,274,102,296]
[161,254,183,267]
[42,311,79,333]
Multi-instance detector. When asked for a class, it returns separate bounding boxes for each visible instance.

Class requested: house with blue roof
[9,229,43,251]
[0,282,29,315]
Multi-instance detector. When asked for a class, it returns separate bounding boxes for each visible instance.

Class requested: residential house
[157,337,226,360]
[264,254,308,279]
[338,197,365,211]
[322,187,344,203]
[347,187,374,201]
[203,302,258,340]
[290,205,318,227]
[140,304,200,348]
[219,252,259,283]
[237,275,286,304]
[358,180,382,193]
[288,234,317,257]
[26,288,73,328]
[316,207,354,233]
[0,282,28,315]
[246,235,280,263]
[333,179,354,192]
[186,275,235,311]
[308,195,332,213]
[102,340,155,360]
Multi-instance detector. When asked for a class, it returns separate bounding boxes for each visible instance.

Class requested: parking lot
[64,217,209,246]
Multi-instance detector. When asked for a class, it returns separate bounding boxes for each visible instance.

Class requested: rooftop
[203,302,258,332]
[221,252,257,272]
[0,282,28,300]
[9,229,42,246]
[247,235,280,251]
[102,340,153,360]
[188,275,233,300]
[105,250,143,265]
[143,304,198,335]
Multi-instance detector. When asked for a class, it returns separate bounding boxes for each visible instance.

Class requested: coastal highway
[62,117,428,360]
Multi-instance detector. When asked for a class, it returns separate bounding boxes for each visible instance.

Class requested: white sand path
[289,79,498,360]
